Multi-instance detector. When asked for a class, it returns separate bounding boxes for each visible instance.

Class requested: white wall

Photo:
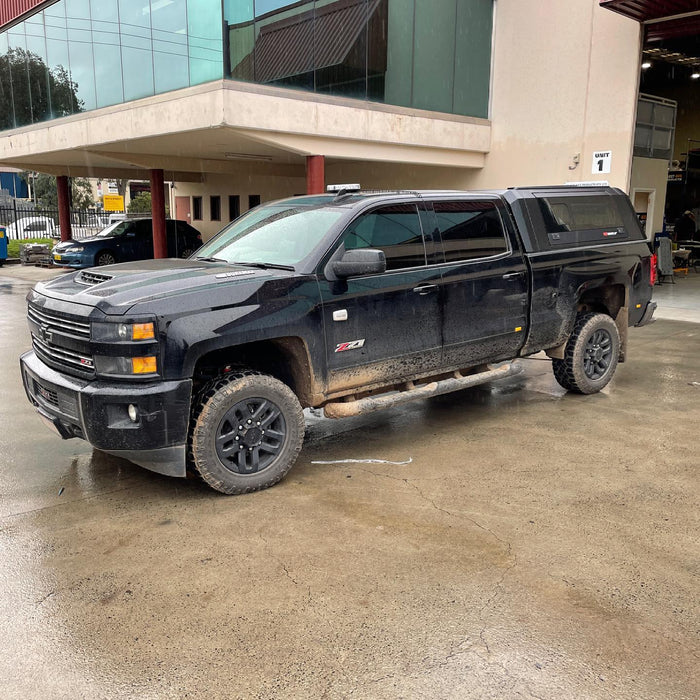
[470,0,641,191]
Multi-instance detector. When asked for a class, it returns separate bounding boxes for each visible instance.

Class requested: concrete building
[0,0,698,245]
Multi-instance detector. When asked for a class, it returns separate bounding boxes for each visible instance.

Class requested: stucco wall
[469,0,641,191]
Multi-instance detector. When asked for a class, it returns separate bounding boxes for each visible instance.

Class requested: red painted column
[306,155,325,194]
[150,168,167,259]
[57,175,72,242]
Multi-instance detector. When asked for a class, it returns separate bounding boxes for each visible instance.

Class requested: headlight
[94,355,158,376]
[67,246,84,252]
[92,321,156,342]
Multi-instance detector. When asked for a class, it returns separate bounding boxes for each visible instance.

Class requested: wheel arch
[547,283,628,361]
[189,337,318,407]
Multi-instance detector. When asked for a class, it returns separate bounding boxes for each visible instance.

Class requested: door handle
[413,284,438,295]
[502,271,525,281]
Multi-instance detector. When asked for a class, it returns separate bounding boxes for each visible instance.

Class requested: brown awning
[600,1,700,22]
[233,0,382,84]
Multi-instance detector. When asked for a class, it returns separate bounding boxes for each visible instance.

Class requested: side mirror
[332,248,386,278]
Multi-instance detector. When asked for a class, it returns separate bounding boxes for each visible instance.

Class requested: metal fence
[0,203,128,240]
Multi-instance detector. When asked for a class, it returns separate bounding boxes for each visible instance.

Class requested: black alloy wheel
[214,396,287,475]
[582,327,613,380]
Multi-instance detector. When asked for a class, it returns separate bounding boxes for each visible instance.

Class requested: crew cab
[20,186,656,494]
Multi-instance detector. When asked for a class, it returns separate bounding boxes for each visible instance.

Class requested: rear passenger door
[429,198,528,367]
[319,202,444,394]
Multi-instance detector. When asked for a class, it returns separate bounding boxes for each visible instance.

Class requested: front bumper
[20,350,192,477]
[52,252,89,268]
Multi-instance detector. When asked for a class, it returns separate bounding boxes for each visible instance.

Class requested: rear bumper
[20,350,192,477]
[635,300,657,327]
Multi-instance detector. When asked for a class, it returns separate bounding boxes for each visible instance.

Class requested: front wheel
[190,372,305,494]
[552,312,620,394]
[95,250,117,266]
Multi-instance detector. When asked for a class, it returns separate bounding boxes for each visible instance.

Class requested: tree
[0,48,83,131]
[20,172,95,210]
[128,192,152,214]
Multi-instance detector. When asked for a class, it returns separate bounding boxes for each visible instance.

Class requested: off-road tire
[552,312,620,394]
[190,371,305,494]
[96,250,117,266]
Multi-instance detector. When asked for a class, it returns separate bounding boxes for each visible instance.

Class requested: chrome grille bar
[28,304,90,338]
[32,335,94,372]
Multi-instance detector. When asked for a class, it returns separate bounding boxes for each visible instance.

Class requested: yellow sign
[103,194,124,211]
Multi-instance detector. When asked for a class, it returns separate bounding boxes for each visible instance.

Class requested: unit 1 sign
[592,151,612,174]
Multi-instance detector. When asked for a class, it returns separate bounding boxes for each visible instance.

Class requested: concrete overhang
[0,80,491,180]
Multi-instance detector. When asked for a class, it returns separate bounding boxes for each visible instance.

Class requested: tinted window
[193,196,203,220]
[210,195,221,221]
[343,204,426,271]
[433,200,507,262]
[537,195,628,246]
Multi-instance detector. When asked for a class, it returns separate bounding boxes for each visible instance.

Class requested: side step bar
[323,361,523,419]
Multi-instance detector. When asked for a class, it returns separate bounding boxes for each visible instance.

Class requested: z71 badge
[335,339,365,353]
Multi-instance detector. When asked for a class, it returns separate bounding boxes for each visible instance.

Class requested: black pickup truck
[20,186,656,494]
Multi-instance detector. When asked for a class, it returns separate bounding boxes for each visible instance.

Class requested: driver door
[318,202,443,395]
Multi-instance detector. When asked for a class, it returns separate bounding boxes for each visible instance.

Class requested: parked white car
[6,216,57,239]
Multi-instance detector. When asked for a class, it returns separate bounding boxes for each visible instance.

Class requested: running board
[323,361,523,419]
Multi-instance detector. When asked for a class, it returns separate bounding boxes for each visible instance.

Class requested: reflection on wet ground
[1,266,699,699]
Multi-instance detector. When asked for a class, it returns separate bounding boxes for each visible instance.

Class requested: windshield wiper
[232,261,295,271]
[195,256,228,263]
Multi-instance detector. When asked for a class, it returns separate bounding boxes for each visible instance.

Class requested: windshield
[97,220,132,237]
[195,204,344,267]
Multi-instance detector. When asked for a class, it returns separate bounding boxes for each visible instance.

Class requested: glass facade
[0,0,493,133]
[225,0,493,118]
[0,0,223,131]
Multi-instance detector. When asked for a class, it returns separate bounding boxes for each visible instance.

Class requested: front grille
[77,270,113,286]
[32,335,94,376]
[28,303,90,339]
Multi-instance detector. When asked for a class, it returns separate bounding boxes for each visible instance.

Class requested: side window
[343,204,426,271]
[132,220,152,237]
[433,200,508,262]
[536,195,629,246]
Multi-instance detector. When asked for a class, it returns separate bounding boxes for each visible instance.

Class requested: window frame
[426,197,512,266]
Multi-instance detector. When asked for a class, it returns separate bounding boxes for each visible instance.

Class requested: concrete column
[57,175,72,242]
[306,155,325,194]
[150,169,167,259]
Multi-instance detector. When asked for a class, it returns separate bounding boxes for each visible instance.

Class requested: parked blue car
[52,218,202,268]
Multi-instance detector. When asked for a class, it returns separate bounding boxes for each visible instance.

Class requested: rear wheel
[190,372,305,494]
[95,250,116,266]
[179,247,194,259]
[552,312,620,394]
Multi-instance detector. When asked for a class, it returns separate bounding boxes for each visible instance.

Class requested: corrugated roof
[234,0,381,84]
[0,0,50,29]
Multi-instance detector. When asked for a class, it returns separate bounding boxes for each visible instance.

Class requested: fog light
[118,323,129,339]
[128,404,138,422]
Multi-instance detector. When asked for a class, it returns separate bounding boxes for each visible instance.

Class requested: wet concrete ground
[1,265,698,699]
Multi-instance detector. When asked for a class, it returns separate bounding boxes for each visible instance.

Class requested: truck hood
[33,259,291,315]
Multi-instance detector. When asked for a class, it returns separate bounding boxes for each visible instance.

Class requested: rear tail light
[650,254,657,286]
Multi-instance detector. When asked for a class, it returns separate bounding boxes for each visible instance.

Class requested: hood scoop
[76,270,114,286]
